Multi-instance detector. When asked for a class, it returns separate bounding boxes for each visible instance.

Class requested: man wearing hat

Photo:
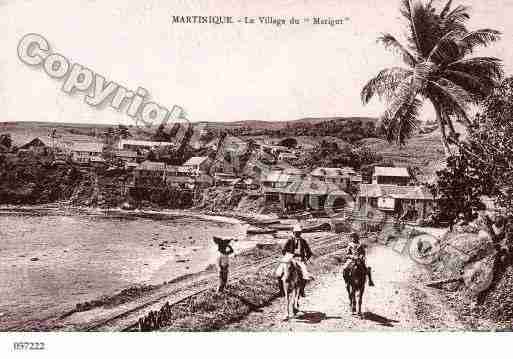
[275,223,314,295]
[343,232,374,286]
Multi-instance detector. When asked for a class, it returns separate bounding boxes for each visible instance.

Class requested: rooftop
[118,139,175,147]
[373,166,410,178]
[71,142,104,153]
[183,156,210,166]
[359,184,433,201]
[113,149,138,157]
[136,161,166,171]
[19,137,52,148]
[311,167,354,178]
[266,179,345,195]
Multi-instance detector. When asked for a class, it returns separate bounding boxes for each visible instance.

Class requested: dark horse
[343,258,367,316]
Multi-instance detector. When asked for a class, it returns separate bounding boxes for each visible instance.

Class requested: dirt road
[227,244,465,331]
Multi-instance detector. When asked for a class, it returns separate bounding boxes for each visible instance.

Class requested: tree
[458,77,513,216]
[429,155,484,228]
[278,137,298,149]
[361,0,503,153]
[117,124,132,139]
[0,133,12,149]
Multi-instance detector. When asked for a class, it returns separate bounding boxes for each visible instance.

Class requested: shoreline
[0,203,277,227]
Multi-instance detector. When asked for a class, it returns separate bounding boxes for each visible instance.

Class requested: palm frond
[381,97,421,145]
[361,67,413,104]
[377,33,418,67]
[385,76,417,121]
[445,4,471,24]
[442,70,497,100]
[428,32,461,64]
[385,61,433,120]
[408,0,443,57]
[440,0,453,19]
[428,79,472,125]
[440,3,469,35]
[448,57,504,82]
[458,29,502,55]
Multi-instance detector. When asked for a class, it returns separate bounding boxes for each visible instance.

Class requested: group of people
[212,224,374,294]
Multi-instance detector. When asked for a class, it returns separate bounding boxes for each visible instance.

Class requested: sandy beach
[0,207,258,330]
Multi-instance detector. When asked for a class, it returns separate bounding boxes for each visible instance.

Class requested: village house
[18,137,52,155]
[372,166,410,186]
[165,165,213,189]
[261,167,305,189]
[133,161,166,187]
[71,142,104,164]
[278,152,299,163]
[260,144,290,157]
[233,177,259,190]
[133,161,214,189]
[310,167,353,188]
[117,139,175,152]
[213,172,240,187]
[182,156,212,175]
[358,184,435,221]
[264,178,347,214]
[112,149,139,163]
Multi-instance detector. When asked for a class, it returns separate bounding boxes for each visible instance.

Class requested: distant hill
[199,116,377,131]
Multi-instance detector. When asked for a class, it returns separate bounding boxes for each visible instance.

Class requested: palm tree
[361,0,503,154]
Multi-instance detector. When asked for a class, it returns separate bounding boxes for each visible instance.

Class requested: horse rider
[275,224,314,295]
[343,232,375,286]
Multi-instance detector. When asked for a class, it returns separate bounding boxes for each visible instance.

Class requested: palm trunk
[431,100,451,157]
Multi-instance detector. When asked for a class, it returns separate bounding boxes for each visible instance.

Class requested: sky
[1,0,512,125]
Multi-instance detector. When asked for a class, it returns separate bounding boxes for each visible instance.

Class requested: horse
[279,260,306,320]
[343,258,367,316]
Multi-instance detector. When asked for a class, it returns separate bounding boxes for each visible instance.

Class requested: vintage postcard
[1,0,513,356]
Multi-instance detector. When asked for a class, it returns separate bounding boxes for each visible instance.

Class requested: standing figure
[213,236,235,293]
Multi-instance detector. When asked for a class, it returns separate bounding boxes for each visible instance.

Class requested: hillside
[357,130,445,179]
[198,116,377,131]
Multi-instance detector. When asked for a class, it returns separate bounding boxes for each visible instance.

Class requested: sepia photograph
[1,0,513,356]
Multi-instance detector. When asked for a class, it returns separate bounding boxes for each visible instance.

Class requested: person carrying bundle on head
[213,236,235,293]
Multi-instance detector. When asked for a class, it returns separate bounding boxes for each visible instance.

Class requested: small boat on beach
[269,222,332,233]
[245,218,280,226]
[246,227,278,235]
[268,223,293,231]
[301,222,332,233]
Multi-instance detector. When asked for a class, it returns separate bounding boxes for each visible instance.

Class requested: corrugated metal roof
[359,184,433,200]
[118,139,174,147]
[71,142,104,153]
[311,167,353,178]
[113,150,137,157]
[136,161,166,171]
[19,137,52,148]
[183,156,209,166]
[266,179,344,195]
[373,166,410,177]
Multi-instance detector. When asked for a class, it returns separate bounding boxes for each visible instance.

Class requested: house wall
[372,176,409,186]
